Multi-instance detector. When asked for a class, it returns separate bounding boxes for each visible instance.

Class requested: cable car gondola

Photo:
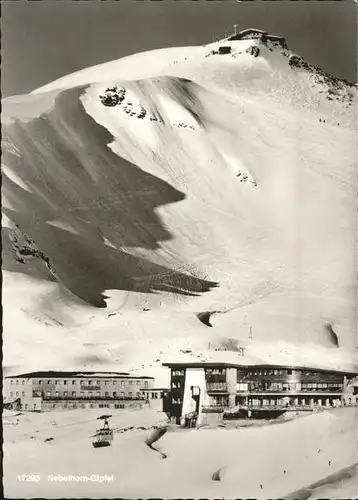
[92,415,113,448]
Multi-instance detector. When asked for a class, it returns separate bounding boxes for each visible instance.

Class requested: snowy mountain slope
[2,33,357,375]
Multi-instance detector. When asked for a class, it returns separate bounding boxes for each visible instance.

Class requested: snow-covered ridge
[2,29,357,377]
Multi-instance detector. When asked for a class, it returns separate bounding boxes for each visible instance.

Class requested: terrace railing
[206,383,228,392]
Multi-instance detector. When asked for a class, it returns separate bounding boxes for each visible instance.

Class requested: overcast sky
[2,0,357,97]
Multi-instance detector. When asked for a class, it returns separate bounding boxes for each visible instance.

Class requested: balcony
[206,382,228,393]
[246,387,343,394]
[42,395,145,401]
[205,375,227,384]
[202,406,226,413]
[235,404,325,412]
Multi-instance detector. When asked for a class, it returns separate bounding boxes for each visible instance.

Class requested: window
[10,380,14,385]
[129,380,133,385]
[22,391,25,397]
[136,381,140,385]
[63,380,67,385]
[274,370,278,375]
[112,392,116,397]
[53,404,56,408]
[121,381,125,385]
[55,391,59,397]
[105,381,109,386]
[88,381,92,385]
[90,404,94,408]
[287,370,293,375]
[16,380,19,385]
[80,392,84,397]
[22,380,25,385]
[25,404,28,409]
[47,391,51,397]
[64,404,68,408]
[47,380,51,384]
[121,392,125,397]
[34,404,37,409]
[89,391,92,397]
[129,392,133,398]
[97,392,101,397]
[144,381,149,388]
[97,381,101,385]
[10,392,13,397]
[55,380,59,385]
[72,392,76,397]
[16,391,19,397]
[64,391,68,397]
[72,380,76,385]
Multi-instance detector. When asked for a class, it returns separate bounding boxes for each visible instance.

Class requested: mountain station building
[3,371,158,411]
[162,361,357,425]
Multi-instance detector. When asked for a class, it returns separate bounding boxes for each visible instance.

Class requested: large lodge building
[3,371,163,411]
[162,362,358,425]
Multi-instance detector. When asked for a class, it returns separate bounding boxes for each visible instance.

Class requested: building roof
[5,371,155,380]
[162,361,357,376]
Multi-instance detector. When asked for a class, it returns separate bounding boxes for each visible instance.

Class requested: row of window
[245,398,341,407]
[247,382,343,391]
[172,370,185,377]
[9,391,25,398]
[47,403,127,409]
[205,368,226,375]
[20,403,130,410]
[28,379,145,386]
[244,369,343,377]
[43,391,141,398]
[206,382,227,391]
[246,369,295,376]
[301,383,343,389]
[210,395,229,406]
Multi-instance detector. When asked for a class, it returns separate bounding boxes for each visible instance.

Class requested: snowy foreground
[3,407,357,499]
[2,31,358,377]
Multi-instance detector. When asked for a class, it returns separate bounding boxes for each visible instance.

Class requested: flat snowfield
[3,407,357,498]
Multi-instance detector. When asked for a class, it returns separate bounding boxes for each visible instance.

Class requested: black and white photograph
[1,0,358,498]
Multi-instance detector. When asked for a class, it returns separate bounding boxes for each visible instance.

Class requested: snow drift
[3,406,357,498]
